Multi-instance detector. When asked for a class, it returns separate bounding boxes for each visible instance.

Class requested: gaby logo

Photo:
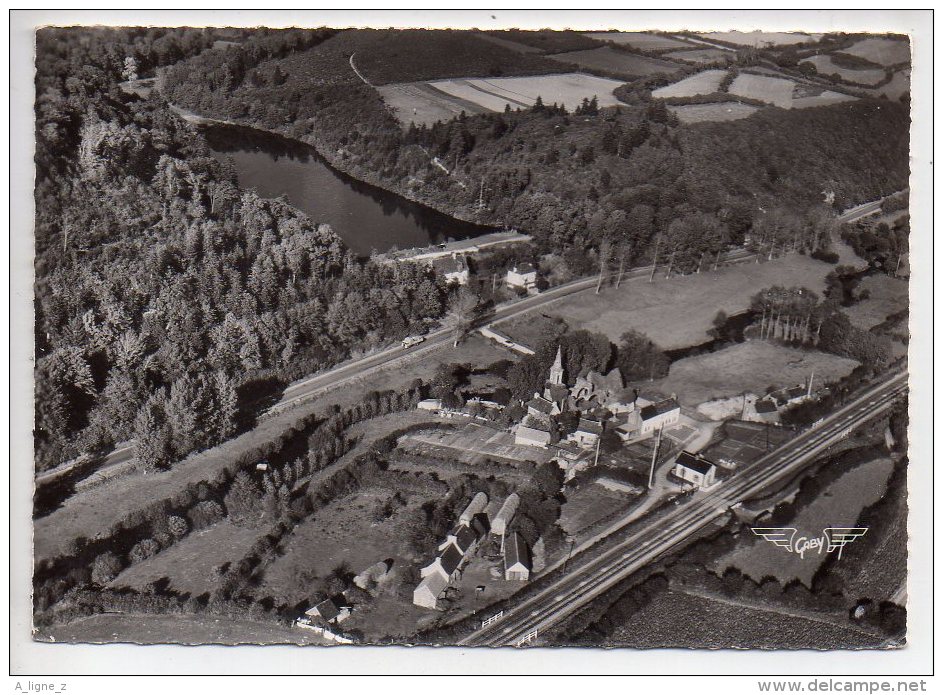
[751,527,868,560]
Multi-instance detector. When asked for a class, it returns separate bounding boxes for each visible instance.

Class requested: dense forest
[160,28,910,273]
[34,28,455,473]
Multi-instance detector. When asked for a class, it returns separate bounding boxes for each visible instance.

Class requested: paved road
[460,372,907,647]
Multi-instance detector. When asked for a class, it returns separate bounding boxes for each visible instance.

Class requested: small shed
[504,532,531,581]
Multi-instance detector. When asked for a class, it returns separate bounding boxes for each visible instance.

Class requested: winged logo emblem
[752,526,868,560]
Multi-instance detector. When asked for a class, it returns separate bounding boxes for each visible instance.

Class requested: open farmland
[426,73,627,114]
[377,82,489,127]
[729,73,795,108]
[716,456,895,585]
[651,69,727,98]
[503,253,834,350]
[548,47,681,78]
[874,69,910,100]
[666,47,733,64]
[653,342,860,407]
[696,31,822,47]
[801,54,886,85]
[584,32,692,51]
[598,589,883,648]
[844,275,909,330]
[109,521,265,596]
[840,37,910,66]
[669,102,759,124]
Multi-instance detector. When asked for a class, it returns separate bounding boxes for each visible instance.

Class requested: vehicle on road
[401,335,425,349]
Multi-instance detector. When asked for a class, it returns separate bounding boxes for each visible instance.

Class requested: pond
[201,122,496,256]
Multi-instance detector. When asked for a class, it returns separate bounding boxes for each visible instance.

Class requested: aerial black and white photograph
[10,8,933,682]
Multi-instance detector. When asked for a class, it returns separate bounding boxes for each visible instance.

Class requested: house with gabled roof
[639,397,681,435]
[504,532,531,581]
[527,394,560,418]
[506,263,538,291]
[420,543,465,584]
[305,594,351,625]
[413,572,449,609]
[672,451,717,489]
[568,418,604,449]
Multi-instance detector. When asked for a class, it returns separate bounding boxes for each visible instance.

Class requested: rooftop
[640,398,681,421]
[676,451,715,475]
[509,263,536,274]
[504,531,531,569]
[577,418,604,435]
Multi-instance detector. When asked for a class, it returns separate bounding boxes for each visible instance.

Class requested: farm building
[504,532,532,581]
[640,397,681,435]
[420,543,465,583]
[438,523,482,556]
[672,451,717,489]
[416,398,443,411]
[305,595,351,625]
[459,492,489,526]
[413,572,449,609]
[506,263,538,290]
[491,493,520,537]
[568,418,604,449]
[353,559,392,591]
[515,421,552,448]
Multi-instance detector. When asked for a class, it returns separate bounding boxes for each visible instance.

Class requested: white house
[568,418,603,449]
[672,451,717,489]
[459,492,489,526]
[413,572,449,609]
[416,398,443,411]
[438,523,481,556]
[420,544,465,583]
[491,493,520,537]
[639,398,681,435]
[506,263,538,291]
[504,532,531,581]
[431,254,470,286]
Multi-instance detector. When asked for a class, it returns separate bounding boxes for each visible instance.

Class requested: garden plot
[427,73,626,113]
[548,47,681,78]
[652,69,727,98]
[840,37,910,66]
[696,31,822,47]
[800,54,886,85]
[669,102,759,123]
[584,32,691,51]
[728,73,795,108]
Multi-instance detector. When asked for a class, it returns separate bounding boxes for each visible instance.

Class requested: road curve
[460,373,907,647]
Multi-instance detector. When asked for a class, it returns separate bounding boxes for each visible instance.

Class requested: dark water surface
[201,123,495,256]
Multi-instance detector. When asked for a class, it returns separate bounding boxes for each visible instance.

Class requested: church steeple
[549,346,564,386]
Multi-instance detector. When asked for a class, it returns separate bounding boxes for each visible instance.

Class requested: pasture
[584,32,691,51]
[728,73,795,108]
[427,73,626,114]
[696,31,822,47]
[653,342,860,407]
[801,54,886,85]
[840,37,910,66]
[501,252,834,350]
[874,69,910,100]
[377,82,488,127]
[666,47,733,64]
[843,274,909,330]
[668,102,759,124]
[548,46,681,78]
[651,69,728,98]
[715,456,895,586]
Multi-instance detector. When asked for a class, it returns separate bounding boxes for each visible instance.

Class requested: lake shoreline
[168,103,499,235]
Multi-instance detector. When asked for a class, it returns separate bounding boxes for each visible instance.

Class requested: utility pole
[649,235,660,283]
[648,426,663,489]
[478,177,485,210]
[593,433,601,468]
[807,371,814,398]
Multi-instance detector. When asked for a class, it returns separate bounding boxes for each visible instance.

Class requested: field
[548,47,681,78]
[696,31,822,47]
[426,73,626,114]
[654,342,860,407]
[399,421,556,466]
[728,73,795,108]
[651,69,727,98]
[474,32,544,54]
[669,102,759,124]
[844,274,909,330]
[559,483,638,538]
[666,47,733,64]
[110,521,265,596]
[801,54,886,85]
[600,589,883,648]
[584,32,691,51]
[874,69,911,100]
[502,253,834,351]
[377,82,488,127]
[716,456,895,585]
[840,38,910,66]
[481,31,601,54]
[40,613,331,646]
